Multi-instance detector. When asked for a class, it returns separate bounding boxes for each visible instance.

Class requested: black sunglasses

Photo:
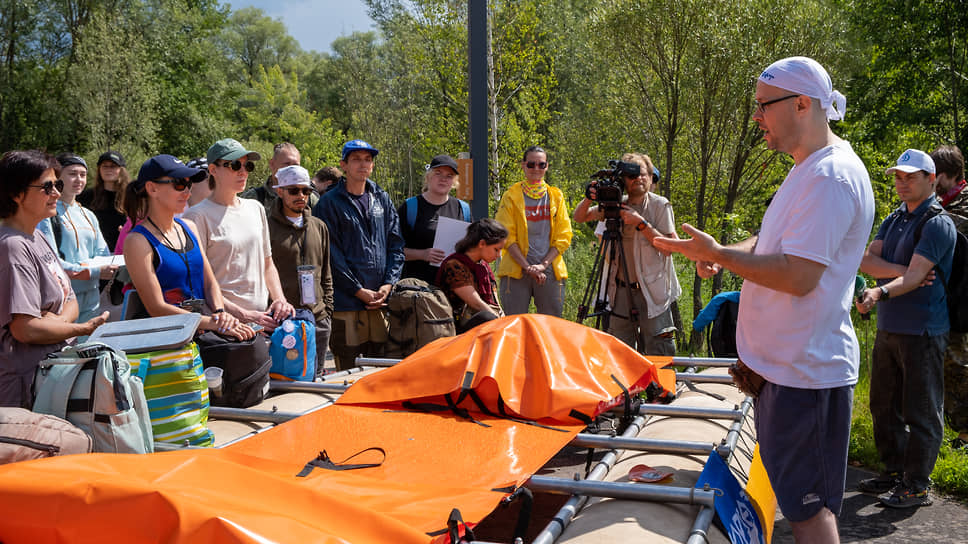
[285,187,313,196]
[217,159,255,172]
[29,179,64,195]
[151,178,192,192]
[525,161,548,169]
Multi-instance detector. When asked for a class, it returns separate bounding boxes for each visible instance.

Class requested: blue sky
[227,0,375,53]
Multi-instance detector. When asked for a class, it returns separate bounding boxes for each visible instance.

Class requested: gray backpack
[33,342,154,454]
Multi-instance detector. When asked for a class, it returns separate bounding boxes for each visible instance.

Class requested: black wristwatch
[879,285,890,301]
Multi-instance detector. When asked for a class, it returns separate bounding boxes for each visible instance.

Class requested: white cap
[885,149,936,175]
[275,165,312,188]
[758,56,846,121]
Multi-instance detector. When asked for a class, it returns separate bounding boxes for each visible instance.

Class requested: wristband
[636,220,649,232]
[213,308,225,314]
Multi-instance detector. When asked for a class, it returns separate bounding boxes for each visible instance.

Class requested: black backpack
[196,332,272,408]
[913,206,968,333]
[708,298,740,358]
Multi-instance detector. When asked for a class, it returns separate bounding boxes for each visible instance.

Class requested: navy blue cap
[136,155,207,187]
[341,139,379,161]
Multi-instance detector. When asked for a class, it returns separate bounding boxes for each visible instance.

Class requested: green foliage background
[1,0,967,497]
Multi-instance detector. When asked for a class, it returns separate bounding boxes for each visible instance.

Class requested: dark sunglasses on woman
[151,178,192,191]
[525,161,548,169]
[29,179,65,195]
[285,187,313,196]
[217,159,256,172]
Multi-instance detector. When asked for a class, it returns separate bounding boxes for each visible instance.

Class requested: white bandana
[758,56,846,121]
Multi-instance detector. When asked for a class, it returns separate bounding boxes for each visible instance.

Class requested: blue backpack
[404,196,471,229]
[269,310,317,382]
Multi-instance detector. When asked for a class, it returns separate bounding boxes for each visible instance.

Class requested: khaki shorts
[332,310,388,346]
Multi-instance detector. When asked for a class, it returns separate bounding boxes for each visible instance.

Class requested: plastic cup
[204,367,223,397]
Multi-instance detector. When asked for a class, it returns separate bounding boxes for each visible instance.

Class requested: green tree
[65,9,159,154]
[221,6,300,80]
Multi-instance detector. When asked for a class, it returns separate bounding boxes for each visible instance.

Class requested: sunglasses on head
[285,187,313,196]
[525,161,548,169]
[29,179,64,195]
[217,159,255,172]
[151,178,192,191]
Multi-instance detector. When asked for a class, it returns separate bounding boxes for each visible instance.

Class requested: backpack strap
[459,199,471,222]
[34,356,89,420]
[50,214,66,259]
[405,196,418,229]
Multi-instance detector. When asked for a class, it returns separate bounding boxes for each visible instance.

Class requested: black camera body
[587,160,640,219]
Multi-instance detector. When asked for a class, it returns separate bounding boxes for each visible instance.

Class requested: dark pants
[870,330,946,490]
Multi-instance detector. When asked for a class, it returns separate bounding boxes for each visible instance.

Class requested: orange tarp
[0,314,675,543]
[338,314,677,423]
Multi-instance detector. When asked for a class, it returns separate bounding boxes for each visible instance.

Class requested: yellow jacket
[495,181,573,280]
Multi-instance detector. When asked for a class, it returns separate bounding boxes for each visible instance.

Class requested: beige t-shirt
[183,197,271,312]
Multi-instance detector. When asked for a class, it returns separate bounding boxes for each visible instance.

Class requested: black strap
[446,508,476,544]
[50,213,66,259]
[500,487,534,542]
[464,389,568,433]
[295,447,386,477]
[568,409,593,425]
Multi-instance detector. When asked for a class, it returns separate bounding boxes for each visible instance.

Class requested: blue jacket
[312,179,405,311]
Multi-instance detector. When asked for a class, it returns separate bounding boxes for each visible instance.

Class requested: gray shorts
[755,381,854,522]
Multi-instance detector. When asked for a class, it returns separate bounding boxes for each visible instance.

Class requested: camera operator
[573,152,681,355]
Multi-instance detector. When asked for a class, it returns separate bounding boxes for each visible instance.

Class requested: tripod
[576,207,641,334]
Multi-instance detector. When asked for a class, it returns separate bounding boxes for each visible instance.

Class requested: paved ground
[771,466,968,543]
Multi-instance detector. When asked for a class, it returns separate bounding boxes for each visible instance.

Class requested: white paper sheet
[431,216,471,266]
[85,255,124,268]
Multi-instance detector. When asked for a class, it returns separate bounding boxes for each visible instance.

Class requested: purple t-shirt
[0,226,74,407]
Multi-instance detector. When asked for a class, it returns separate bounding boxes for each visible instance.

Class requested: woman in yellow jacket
[494,146,573,317]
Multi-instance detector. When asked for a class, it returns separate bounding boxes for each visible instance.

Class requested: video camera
[586,160,640,219]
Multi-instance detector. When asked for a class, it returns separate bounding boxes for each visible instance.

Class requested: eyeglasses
[525,161,548,169]
[216,159,255,172]
[754,94,800,113]
[285,187,313,196]
[151,178,192,191]
[29,179,64,195]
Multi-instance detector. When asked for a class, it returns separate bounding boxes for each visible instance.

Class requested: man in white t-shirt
[184,138,295,330]
[655,57,874,542]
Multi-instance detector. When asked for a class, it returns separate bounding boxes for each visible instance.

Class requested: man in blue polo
[312,140,404,370]
[856,148,956,508]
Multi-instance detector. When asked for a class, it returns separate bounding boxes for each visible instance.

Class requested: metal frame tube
[355,357,399,367]
[208,406,301,424]
[530,414,647,544]
[526,476,716,507]
[570,434,714,456]
[675,372,734,384]
[671,357,736,367]
[637,404,742,421]
[268,381,349,394]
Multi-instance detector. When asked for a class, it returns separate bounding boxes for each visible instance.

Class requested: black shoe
[879,483,932,508]
[857,472,901,494]
[951,437,968,451]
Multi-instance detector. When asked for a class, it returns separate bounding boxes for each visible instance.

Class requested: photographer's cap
[275,165,312,188]
[758,56,846,121]
[207,138,262,163]
[885,149,935,175]
[341,139,379,161]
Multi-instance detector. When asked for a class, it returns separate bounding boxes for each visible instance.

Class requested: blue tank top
[132,218,206,307]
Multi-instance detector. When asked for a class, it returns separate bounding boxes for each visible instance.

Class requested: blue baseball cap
[652,166,661,183]
[341,139,379,161]
[136,154,208,187]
